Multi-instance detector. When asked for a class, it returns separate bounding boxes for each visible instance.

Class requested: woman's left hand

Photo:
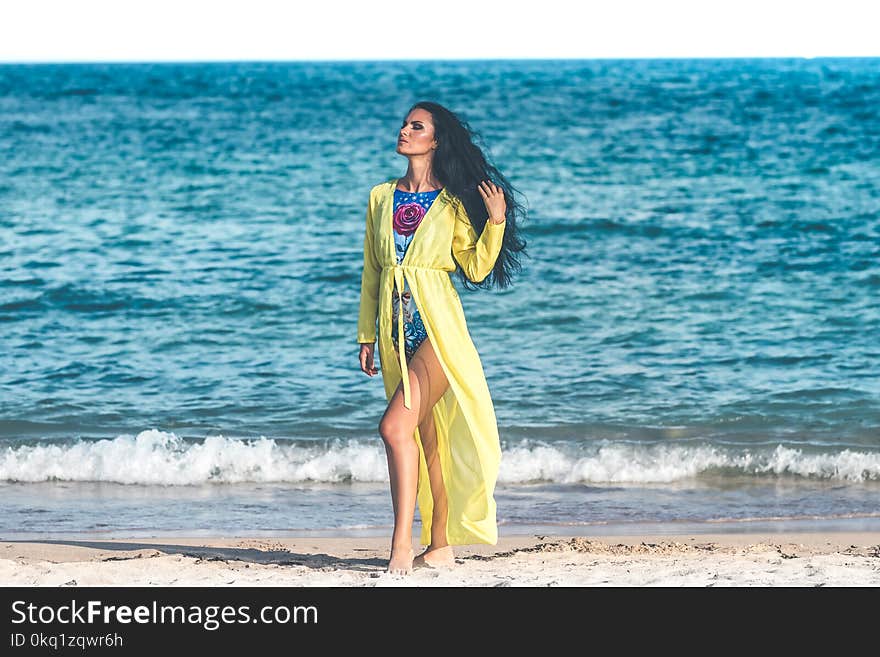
[478,180,507,224]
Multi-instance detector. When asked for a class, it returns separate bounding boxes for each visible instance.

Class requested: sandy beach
[2,531,878,587]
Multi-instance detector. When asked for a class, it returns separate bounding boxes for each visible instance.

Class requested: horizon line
[1,55,878,66]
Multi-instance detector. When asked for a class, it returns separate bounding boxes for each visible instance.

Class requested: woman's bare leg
[409,336,455,567]
[378,336,449,574]
[412,404,456,569]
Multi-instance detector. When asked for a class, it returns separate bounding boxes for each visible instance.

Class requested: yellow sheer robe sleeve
[451,199,506,283]
[357,196,381,344]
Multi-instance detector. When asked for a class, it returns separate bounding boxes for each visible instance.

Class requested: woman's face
[397,109,437,156]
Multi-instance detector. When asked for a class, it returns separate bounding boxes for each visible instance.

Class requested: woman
[357,101,527,575]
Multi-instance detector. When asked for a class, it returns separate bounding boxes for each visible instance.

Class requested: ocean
[1,58,878,539]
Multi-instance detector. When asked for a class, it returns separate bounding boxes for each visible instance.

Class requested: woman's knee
[378,415,415,451]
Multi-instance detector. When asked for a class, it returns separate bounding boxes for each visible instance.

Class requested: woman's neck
[398,163,441,192]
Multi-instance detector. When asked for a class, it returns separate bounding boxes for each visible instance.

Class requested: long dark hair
[408,101,528,291]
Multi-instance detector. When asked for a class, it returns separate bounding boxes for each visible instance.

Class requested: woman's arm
[357,196,381,343]
[451,198,506,283]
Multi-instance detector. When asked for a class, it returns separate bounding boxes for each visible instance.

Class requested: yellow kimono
[357,177,506,546]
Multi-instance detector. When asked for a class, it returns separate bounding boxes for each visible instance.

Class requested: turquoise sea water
[1,58,879,538]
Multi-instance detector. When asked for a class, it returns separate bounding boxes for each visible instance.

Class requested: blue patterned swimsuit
[391,187,441,362]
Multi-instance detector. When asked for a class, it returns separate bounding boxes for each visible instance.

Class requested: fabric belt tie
[391,264,413,410]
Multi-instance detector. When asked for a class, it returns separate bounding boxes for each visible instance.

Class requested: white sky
[1,0,877,62]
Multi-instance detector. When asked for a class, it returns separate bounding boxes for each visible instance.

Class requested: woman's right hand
[359,342,379,377]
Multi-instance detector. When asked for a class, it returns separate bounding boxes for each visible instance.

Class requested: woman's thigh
[381,337,449,437]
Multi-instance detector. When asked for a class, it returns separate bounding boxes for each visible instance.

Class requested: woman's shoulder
[379,177,398,191]
[367,177,397,199]
[444,191,463,213]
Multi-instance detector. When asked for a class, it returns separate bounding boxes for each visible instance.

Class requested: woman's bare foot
[413,544,455,569]
[387,545,415,575]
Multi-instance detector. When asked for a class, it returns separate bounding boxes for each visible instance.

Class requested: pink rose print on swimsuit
[393,202,425,236]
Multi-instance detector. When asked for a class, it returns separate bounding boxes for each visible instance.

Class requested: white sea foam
[1,430,879,485]
[0,429,388,485]
[501,442,880,483]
